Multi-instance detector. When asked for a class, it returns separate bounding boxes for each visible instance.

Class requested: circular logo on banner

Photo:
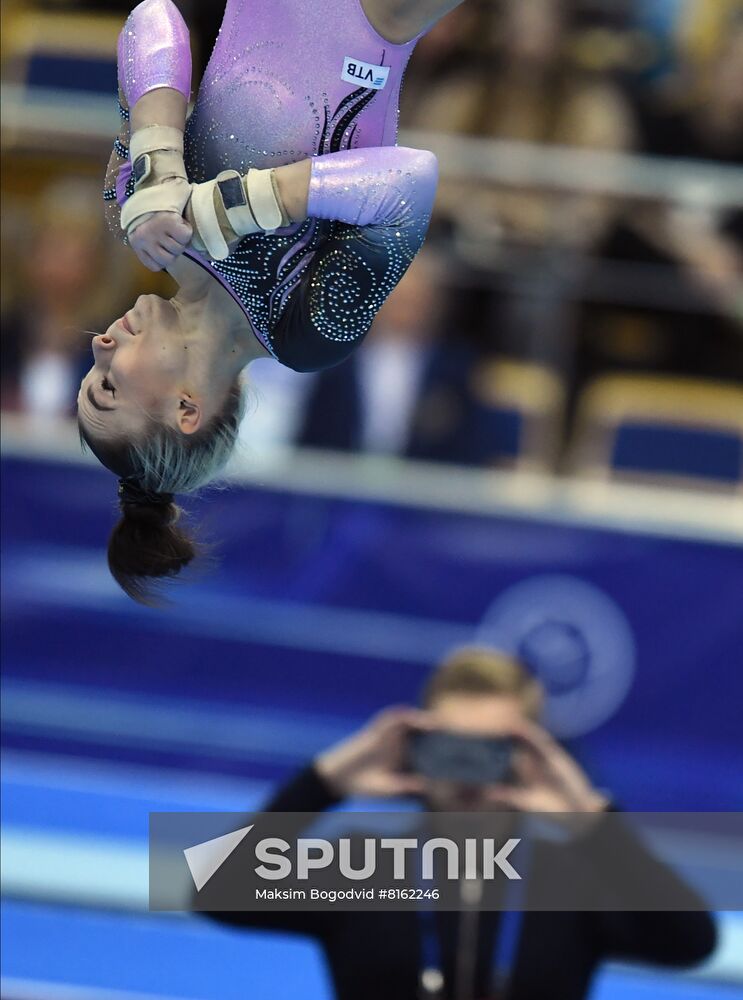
[477,575,636,737]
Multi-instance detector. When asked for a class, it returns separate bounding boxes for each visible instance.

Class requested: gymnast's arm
[105,0,195,271]
[362,0,468,43]
[125,87,198,271]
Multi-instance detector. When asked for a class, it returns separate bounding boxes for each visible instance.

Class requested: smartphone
[408,729,515,786]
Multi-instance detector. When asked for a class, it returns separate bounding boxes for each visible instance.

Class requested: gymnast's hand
[128,211,193,272]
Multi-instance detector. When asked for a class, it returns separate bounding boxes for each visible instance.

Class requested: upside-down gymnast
[77,0,465,603]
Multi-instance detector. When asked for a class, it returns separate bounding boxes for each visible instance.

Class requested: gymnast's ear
[177,396,202,434]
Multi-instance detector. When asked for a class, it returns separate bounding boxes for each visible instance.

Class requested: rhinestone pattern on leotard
[105,0,426,365]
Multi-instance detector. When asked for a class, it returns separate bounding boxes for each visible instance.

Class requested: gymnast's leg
[362,0,469,45]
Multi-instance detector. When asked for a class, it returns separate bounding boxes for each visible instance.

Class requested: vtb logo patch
[342,56,390,90]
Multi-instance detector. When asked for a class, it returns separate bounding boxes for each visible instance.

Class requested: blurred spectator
[297,250,494,466]
[421,0,636,258]
[405,0,639,381]
[629,0,689,83]
[201,646,717,1000]
[572,2,743,417]
[400,1,492,134]
[238,359,316,457]
[630,5,743,316]
[1,178,134,416]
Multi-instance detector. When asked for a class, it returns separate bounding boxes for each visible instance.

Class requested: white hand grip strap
[220,171,258,236]
[190,179,232,261]
[187,168,289,260]
[121,125,190,236]
[129,125,185,162]
[120,177,192,235]
[245,169,285,232]
[129,128,188,189]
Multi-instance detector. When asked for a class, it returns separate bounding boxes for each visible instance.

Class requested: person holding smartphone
[201,647,716,1000]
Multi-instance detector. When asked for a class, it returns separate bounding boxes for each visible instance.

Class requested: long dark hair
[79,378,246,604]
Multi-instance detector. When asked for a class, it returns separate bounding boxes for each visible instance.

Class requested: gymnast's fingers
[133,234,177,268]
[151,245,180,267]
[166,218,193,246]
[159,235,189,256]
[134,246,164,272]
[134,237,169,267]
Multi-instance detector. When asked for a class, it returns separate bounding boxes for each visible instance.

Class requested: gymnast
[78,0,465,602]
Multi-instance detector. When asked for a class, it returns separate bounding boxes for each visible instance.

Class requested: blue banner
[2,454,741,810]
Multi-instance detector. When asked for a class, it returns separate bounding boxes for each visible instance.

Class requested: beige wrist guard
[188,168,290,261]
[120,125,191,237]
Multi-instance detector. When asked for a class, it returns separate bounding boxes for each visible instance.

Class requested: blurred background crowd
[2,0,742,488]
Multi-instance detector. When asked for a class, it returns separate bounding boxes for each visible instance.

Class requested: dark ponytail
[107,478,197,605]
[79,376,246,604]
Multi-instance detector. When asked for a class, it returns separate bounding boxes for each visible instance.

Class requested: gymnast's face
[77,294,201,440]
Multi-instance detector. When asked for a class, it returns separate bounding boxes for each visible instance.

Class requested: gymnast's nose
[92,334,116,364]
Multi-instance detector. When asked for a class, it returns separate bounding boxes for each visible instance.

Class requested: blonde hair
[423,646,543,719]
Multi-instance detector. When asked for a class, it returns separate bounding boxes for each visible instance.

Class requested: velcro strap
[245,168,285,232]
[120,177,192,234]
[129,126,185,162]
[132,152,153,187]
[217,170,260,236]
[133,148,189,187]
[185,168,289,258]
[190,181,231,260]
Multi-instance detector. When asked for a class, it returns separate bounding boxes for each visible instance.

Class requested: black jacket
[202,765,717,1000]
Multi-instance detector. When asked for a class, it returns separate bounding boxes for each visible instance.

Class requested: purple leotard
[105,0,438,371]
[186,0,417,169]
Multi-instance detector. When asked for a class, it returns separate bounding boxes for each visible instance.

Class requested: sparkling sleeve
[102,0,192,239]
